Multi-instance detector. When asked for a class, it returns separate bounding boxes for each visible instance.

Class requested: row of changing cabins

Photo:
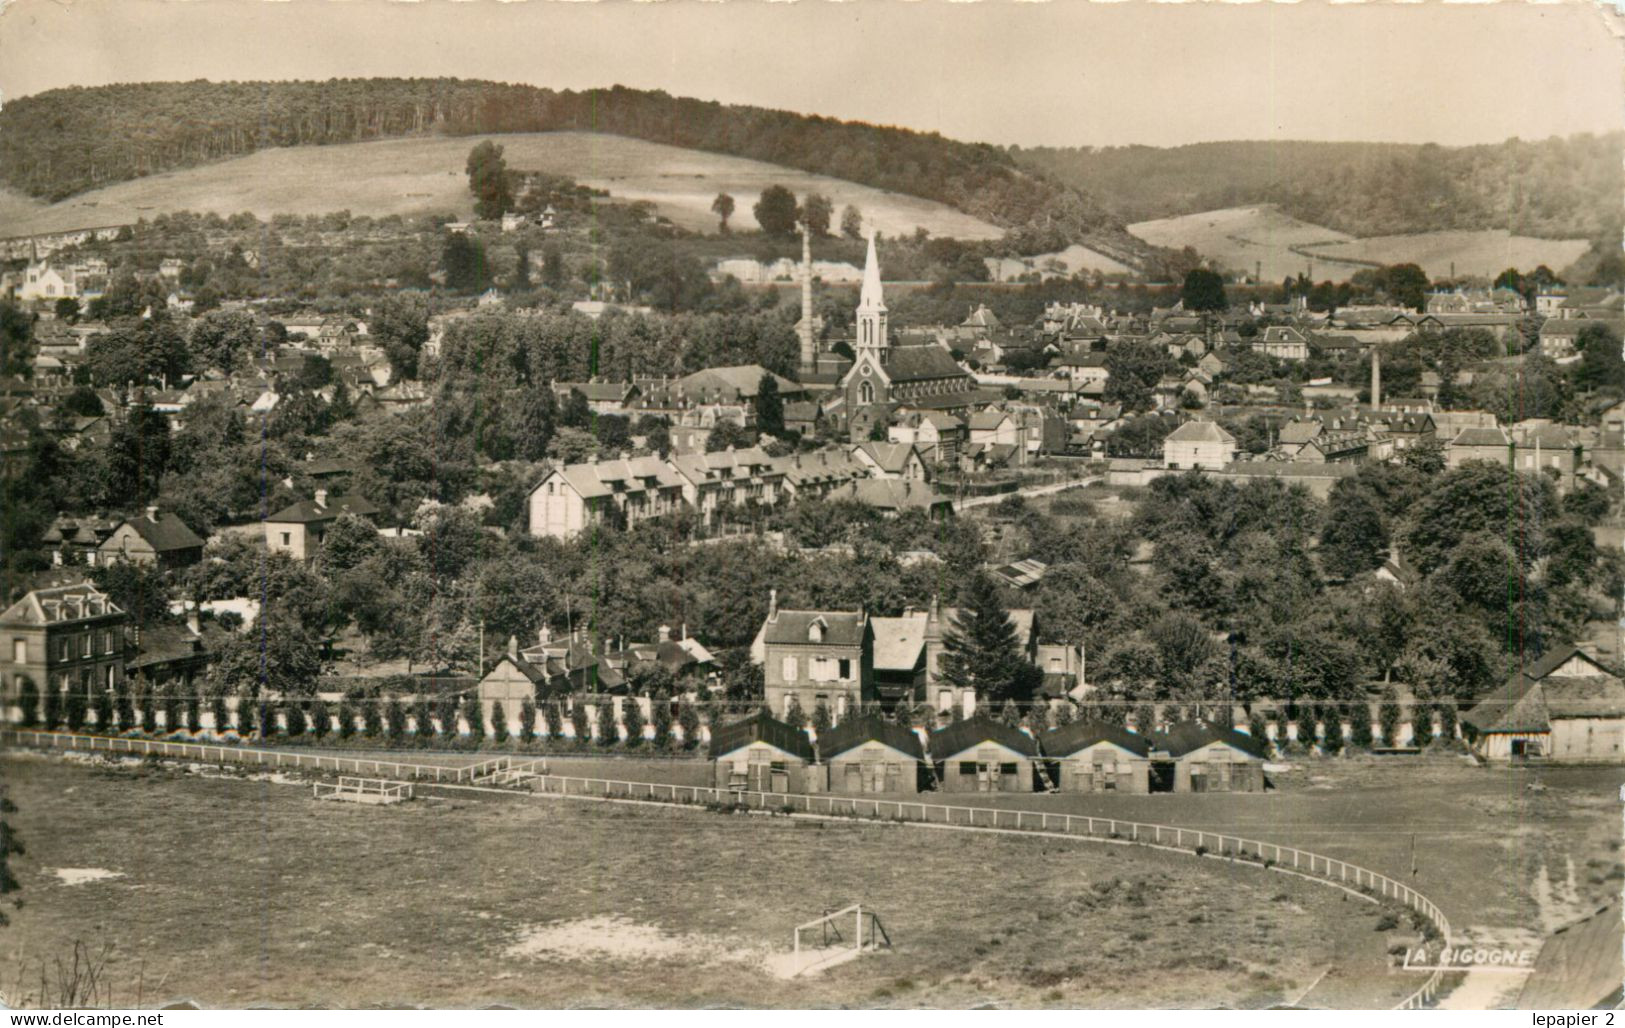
[709,712,1269,795]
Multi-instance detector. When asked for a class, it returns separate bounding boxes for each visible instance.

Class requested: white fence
[313,777,414,803]
[5,730,504,783]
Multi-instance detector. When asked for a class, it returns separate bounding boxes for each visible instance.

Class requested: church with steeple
[821,234,981,437]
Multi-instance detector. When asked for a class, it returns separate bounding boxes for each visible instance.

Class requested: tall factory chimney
[1370,348,1382,411]
[797,221,816,374]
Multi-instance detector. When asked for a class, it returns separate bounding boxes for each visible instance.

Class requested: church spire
[855,232,888,355]
[859,232,885,313]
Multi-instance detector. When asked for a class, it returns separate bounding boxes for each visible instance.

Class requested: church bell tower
[855,232,888,359]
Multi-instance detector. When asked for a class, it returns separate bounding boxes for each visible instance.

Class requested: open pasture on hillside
[1127,205,1353,282]
[2,754,1408,1009]
[1128,204,1592,283]
[1296,230,1592,280]
[0,132,1003,242]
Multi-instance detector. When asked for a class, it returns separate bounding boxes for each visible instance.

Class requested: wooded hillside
[0,79,1133,256]
[1017,135,1623,241]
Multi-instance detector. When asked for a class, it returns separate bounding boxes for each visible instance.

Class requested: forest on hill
[1017,135,1623,242]
[0,79,1133,256]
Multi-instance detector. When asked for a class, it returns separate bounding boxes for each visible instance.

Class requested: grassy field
[0,133,1002,242]
[1127,205,1592,283]
[1127,205,1353,282]
[190,738,1623,946]
[1296,231,1591,281]
[2,754,1410,1009]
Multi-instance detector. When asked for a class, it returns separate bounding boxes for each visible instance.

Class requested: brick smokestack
[1370,348,1381,411]
[798,222,815,374]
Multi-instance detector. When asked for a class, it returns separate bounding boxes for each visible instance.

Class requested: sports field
[2,754,1410,1009]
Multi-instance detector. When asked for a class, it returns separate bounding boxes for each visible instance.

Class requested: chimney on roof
[768,588,778,621]
[538,624,552,646]
[186,604,200,636]
[508,634,518,660]
[658,624,671,642]
[681,622,687,640]
[145,504,159,522]
[314,488,328,508]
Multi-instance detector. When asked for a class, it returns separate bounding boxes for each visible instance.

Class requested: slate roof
[927,716,1039,759]
[1165,420,1236,444]
[1452,427,1512,448]
[1042,719,1153,758]
[677,365,801,400]
[817,715,924,761]
[826,478,948,512]
[708,710,816,762]
[0,583,122,626]
[1152,721,1269,760]
[761,610,868,648]
[854,441,920,474]
[481,652,551,686]
[1277,421,1322,446]
[883,344,971,383]
[869,615,927,671]
[126,622,221,672]
[266,493,381,525]
[111,511,204,553]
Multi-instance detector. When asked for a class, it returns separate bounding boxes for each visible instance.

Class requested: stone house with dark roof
[817,714,924,794]
[1462,647,1625,763]
[0,582,126,708]
[264,490,381,562]
[98,506,204,571]
[927,716,1038,793]
[754,590,871,722]
[709,711,821,793]
[1042,720,1152,793]
[476,637,557,732]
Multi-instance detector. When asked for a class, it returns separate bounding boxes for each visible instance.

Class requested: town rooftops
[927,715,1039,759]
[816,714,924,761]
[1042,719,1153,758]
[707,710,816,762]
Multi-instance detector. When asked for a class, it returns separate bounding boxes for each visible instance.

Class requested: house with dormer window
[752,589,871,721]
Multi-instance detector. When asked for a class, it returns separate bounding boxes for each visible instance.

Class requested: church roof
[884,344,970,383]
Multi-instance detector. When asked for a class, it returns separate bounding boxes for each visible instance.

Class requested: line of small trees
[777,689,1458,756]
[7,678,709,752]
[9,675,1457,756]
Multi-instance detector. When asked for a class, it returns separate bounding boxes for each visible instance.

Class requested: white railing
[4,729,497,784]
[532,772,1450,1009]
[313,777,413,802]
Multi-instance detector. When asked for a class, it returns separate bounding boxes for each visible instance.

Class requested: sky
[0,0,1620,149]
